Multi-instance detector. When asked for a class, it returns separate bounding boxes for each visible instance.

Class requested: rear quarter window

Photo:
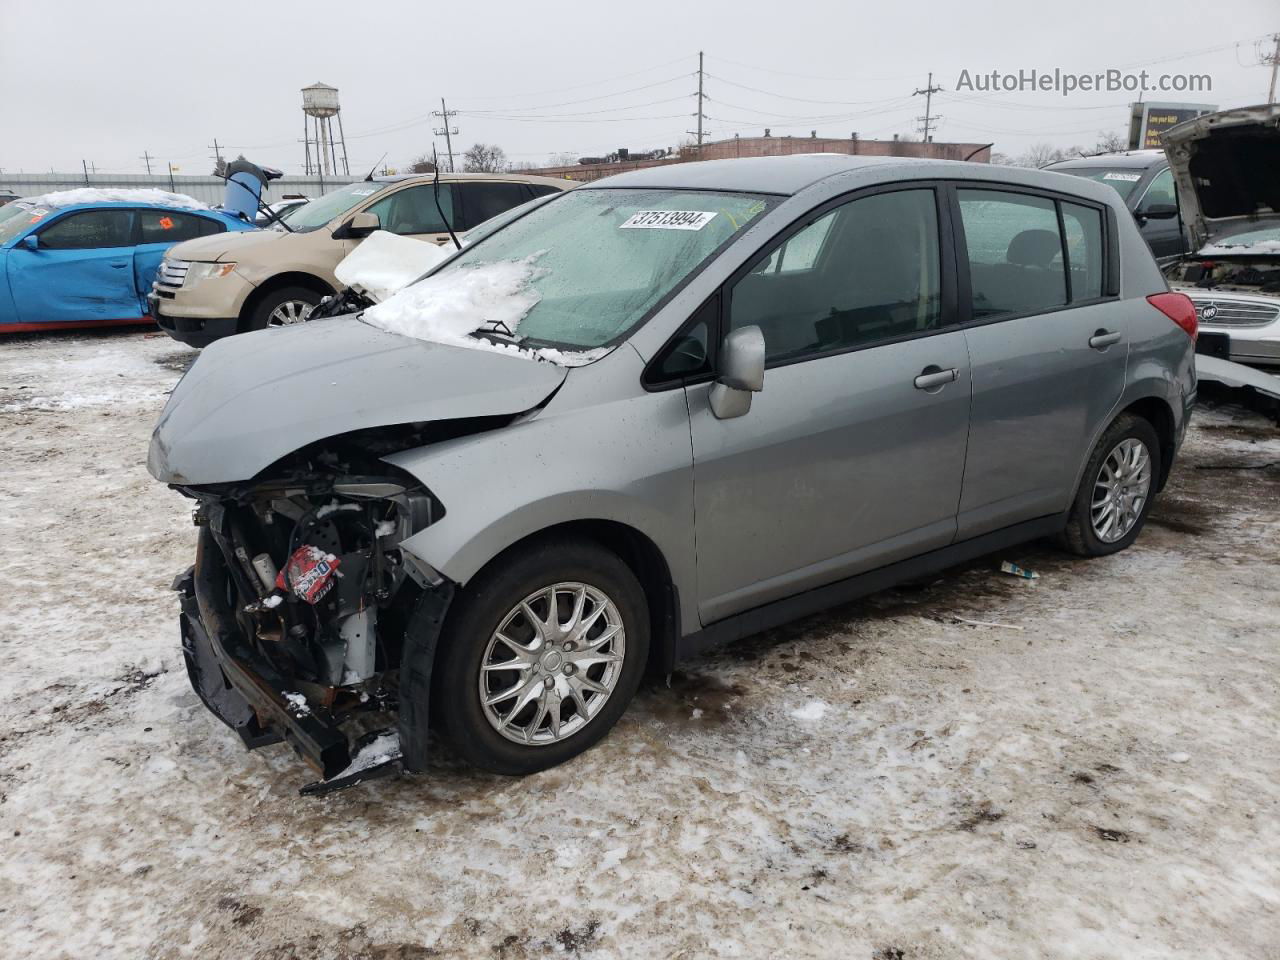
[139,210,226,243]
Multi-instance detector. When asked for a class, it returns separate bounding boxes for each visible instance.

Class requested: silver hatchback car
[149,155,1197,790]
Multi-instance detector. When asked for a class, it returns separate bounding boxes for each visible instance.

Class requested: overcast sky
[1,0,1276,177]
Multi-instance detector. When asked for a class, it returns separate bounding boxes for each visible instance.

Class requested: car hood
[1163,104,1280,252]
[166,227,298,263]
[148,318,567,485]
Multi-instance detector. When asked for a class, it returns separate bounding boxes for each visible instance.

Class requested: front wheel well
[1119,396,1176,490]
[238,272,334,328]
[458,520,680,677]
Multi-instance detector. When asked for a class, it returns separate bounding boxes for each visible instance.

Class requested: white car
[1163,105,1280,369]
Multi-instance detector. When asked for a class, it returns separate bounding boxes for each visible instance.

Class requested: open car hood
[1163,104,1280,253]
[148,318,567,485]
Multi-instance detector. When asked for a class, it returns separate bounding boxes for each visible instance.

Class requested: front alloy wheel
[479,582,626,745]
[432,538,649,775]
[267,298,315,326]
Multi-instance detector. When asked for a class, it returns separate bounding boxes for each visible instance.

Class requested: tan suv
[152,172,570,346]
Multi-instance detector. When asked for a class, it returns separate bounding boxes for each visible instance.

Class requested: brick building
[519,134,993,182]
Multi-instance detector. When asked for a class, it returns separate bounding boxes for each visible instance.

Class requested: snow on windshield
[20,188,208,210]
[362,253,606,367]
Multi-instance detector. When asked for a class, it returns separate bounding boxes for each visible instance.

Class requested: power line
[457,73,692,114]
[454,54,695,101]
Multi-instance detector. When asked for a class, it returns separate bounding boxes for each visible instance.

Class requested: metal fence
[0,172,362,205]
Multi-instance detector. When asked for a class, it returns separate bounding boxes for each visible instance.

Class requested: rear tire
[244,285,322,332]
[433,538,649,775]
[1061,414,1161,557]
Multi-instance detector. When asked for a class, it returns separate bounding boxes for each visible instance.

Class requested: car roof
[579,153,1131,201]
[583,154,905,195]
[1043,150,1166,171]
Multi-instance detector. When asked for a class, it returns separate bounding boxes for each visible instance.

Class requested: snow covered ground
[1,329,1277,959]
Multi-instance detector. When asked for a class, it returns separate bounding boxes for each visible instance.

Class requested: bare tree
[1093,130,1127,154]
[408,154,436,174]
[462,144,508,173]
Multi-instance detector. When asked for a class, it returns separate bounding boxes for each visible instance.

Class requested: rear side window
[38,209,133,249]
[958,190,1066,319]
[365,184,455,235]
[139,210,225,243]
[730,188,942,365]
[457,182,532,230]
[1061,202,1104,301]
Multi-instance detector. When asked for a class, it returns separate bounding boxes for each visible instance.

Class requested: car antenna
[364,153,387,182]
[433,163,462,250]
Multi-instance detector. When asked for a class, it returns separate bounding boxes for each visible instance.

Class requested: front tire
[1062,414,1161,557]
[244,285,322,332]
[433,538,649,775]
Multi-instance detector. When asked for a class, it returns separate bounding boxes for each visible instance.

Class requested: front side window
[729,189,942,364]
[400,187,772,349]
[139,210,224,243]
[366,184,455,235]
[958,190,1066,320]
[38,209,133,249]
[1136,168,1177,213]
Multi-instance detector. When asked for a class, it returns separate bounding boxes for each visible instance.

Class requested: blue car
[0,190,253,333]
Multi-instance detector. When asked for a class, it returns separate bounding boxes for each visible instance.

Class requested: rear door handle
[109,261,128,269]
[1089,330,1122,350]
[913,366,958,390]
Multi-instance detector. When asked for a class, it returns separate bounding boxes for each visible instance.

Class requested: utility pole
[82,159,90,185]
[167,162,177,193]
[208,138,223,170]
[913,72,943,143]
[432,98,459,172]
[687,51,707,152]
[1265,33,1280,104]
[140,150,153,175]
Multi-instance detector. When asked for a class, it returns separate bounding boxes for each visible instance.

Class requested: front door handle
[913,366,958,391]
[1089,329,1122,350]
[108,261,128,269]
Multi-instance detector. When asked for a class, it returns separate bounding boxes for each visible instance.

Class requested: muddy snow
[1,329,1277,959]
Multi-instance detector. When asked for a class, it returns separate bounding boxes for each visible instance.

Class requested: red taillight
[1147,292,1198,341]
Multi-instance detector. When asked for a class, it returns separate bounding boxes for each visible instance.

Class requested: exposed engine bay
[173,435,462,794]
[1163,256,1280,295]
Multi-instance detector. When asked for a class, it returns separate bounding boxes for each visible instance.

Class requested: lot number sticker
[620,210,717,231]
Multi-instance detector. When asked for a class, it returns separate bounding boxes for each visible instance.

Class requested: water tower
[302,82,350,177]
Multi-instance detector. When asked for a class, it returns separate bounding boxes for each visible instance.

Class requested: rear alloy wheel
[245,285,322,332]
[434,539,648,775]
[1062,413,1162,557]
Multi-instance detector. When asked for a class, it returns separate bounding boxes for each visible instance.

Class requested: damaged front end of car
[149,319,569,793]
[174,439,457,794]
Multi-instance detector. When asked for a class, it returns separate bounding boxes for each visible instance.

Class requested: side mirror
[19,234,39,251]
[710,325,765,420]
[1139,202,1178,221]
[336,211,380,239]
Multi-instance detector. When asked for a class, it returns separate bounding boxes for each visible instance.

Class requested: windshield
[284,181,384,233]
[1057,167,1147,200]
[402,187,774,349]
[0,201,45,245]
